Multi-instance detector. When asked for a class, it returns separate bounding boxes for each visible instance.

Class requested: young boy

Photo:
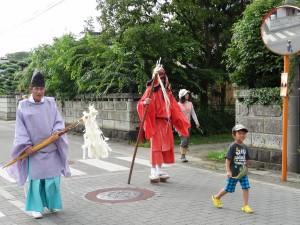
[211,124,253,213]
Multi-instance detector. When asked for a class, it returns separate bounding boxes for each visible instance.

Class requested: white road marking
[275,32,287,39]
[284,30,296,36]
[69,167,86,176]
[115,157,171,167]
[0,169,16,183]
[263,32,277,42]
[78,159,129,171]
[0,187,15,200]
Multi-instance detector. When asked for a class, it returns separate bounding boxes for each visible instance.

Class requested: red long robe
[137,88,190,165]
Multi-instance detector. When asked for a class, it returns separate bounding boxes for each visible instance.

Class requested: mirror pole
[282,54,289,181]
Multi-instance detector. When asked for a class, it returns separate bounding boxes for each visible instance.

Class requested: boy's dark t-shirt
[226,142,250,177]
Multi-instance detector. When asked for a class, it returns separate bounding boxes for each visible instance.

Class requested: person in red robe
[137,64,190,182]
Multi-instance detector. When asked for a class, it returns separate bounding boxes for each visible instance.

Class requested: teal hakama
[25,177,62,212]
[25,157,62,212]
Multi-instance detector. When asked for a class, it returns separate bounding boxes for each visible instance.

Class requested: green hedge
[194,107,235,136]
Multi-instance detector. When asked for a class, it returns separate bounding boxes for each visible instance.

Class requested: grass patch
[138,141,151,148]
[174,133,232,145]
[205,150,227,163]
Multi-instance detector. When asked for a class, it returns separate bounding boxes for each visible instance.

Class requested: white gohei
[152,63,170,119]
[81,105,112,159]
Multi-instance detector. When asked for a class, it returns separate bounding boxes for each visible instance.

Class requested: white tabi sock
[155,166,162,174]
[151,168,156,175]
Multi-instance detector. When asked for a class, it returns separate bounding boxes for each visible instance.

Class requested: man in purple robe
[7,70,71,219]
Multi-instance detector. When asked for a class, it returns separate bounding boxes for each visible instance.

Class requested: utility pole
[286,0,300,174]
[288,57,300,173]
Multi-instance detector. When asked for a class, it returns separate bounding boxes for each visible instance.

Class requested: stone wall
[0,95,17,120]
[0,93,142,141]
[235,90,283,170]
[56,93,141,141]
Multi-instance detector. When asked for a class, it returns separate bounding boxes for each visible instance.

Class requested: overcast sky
[0,0,100,57]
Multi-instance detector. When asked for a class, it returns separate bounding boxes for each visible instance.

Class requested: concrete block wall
[57,93,141,141]
[0,93,142,141]
[236,101,282,150]
[0,95,17,120]
[234,90,283,170]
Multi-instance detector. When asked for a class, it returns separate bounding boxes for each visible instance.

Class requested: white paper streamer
[82,105,112,159]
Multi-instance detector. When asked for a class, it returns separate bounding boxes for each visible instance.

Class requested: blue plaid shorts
[224,176,250,193]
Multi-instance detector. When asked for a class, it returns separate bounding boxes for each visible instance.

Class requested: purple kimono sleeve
[52,106,71,178]
[7,109,33,186]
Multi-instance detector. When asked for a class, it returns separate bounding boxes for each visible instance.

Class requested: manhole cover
[85,187,155,203]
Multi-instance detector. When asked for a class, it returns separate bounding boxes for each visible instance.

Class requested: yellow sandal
[241,205,254,213]
[211,195,222,208]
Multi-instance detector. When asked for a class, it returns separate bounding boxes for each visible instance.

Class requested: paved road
[0,120,300,224]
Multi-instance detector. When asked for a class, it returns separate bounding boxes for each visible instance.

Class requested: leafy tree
[0,60,26,94]
[82,16,96,34]
[17,33,146,97]
[95,0,168,93]
[6,52,30,61]
[17,61,30,70]
[17,45,52,93]
[97,0,159,40]
[16,0,249,106]
[96,0,249,107]
[63,33,148,94]
[224,0,287,88]
[17,36,79,100]
[160,0,250,106]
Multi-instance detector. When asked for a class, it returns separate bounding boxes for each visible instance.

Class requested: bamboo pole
[2,118,83,169]
[128,74,157,184]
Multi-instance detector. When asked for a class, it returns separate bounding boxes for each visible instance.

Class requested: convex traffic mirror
[261,5,300,55]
